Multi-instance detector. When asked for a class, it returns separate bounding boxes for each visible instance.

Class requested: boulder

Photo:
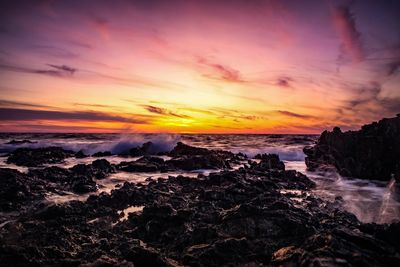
[304,116,400,180]
[7,147,75,167]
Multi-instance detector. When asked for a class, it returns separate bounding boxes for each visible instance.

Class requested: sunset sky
[0,0,399,133]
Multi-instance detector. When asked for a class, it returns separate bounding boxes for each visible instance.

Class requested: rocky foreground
[0,143,400,266]
[304,115,400,181]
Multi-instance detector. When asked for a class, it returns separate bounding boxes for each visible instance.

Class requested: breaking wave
[0,134,181,155]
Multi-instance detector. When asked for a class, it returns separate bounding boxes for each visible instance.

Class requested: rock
[117,157,165,172]
[0,145,399,266]
[75,150,88,158]
[304,116,400,180]
[92,151,113,157]
[168,142,210,156]
[127,142,158,157]
[71,176,97,193]
[70,159,116,179]
[169,142,234,159]
[166,154,230,170]
[5,139,36,145]
[254,154,285,170]
[118,161,160,172]
[27,161,113,195]
[28,166,71,183]
[7,147,75,167]
[0,168,45,211]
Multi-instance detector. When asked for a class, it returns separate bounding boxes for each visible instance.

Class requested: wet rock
[5,139,36,145]
[28,166,71,183]
[75,150,88,158]
[169,142,234,159]
[254,153,285,170]
[169,142,211,156]
[71,176,97,193]
[166,154,230,171]
[127,141,157,157]
[117,157,163,172]
[29,165,98,194]
[0,147,399,266]
[27,160,115,195]
[304,116,400,180]
[7,147,75,167]
[0,168,45,211]
[70,159,116,179]
[92,151,113,157]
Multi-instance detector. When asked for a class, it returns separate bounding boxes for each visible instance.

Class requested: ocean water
[0,133,398,224]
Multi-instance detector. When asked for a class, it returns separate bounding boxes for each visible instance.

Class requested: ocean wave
[0,134,181,155]
[231,146,306,161]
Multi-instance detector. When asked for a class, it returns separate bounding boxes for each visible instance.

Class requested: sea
[0,133,398,224]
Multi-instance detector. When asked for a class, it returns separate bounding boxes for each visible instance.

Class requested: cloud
[197,57,244,83]
[277,110,315,119]
[47,64,77,75]
[276,76,293,88]
[91,16,110,40]
[332,4,364,63]
[2,124,119,133]
[0,62,182,90]
[334,81,400,125]
[0,99,53,109]
[209,107,262,121]
[72,103,117,109]
[0,63,77,77]
[387,60,400,76]
[142,105,191,118]
[0,108,147,124]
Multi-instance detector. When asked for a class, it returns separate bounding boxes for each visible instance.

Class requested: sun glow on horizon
[0,0,399,133]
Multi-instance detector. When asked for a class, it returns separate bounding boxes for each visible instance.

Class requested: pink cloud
[332,5,364,62]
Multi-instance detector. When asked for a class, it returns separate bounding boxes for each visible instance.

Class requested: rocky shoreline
[0,140,400,266]
[304,115,400,181]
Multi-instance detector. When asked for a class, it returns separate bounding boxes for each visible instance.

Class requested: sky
[0,0,399,133]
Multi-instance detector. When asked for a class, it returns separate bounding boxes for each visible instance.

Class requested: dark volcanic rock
[75,150,88,158]
[71,159,116,179]
[7,147,75,167]
[0,168,45,211]
[254,153,285,170]
[128,141,157,156]
[92,151,113,157]
[169,142,234,158]
[28,166,97,194]
[1,146,399,266]
[5,139,36,145]
[117,143,242,172]
[117,156,168,172]
[166,154,230,170]
[26,159,115,195]
[304,116,400,180]
[164,142,240,171]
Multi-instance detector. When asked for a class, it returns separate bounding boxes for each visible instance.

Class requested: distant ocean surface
[0,133,316,161]
[0,133,398,224]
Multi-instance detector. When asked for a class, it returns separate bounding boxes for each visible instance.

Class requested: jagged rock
[7,147,75,167]
[0,168,45,211]
[166,154,230,170]
[304,116,400,180]
[71,159,116,179]
[75,150,88,158]
[118,157,166,172]
[128,142,157,157]
[169,142,234,158]
[5,139,36,145]
[254,153,285,170]
[92,151,113,157]
[0,146,399,266]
